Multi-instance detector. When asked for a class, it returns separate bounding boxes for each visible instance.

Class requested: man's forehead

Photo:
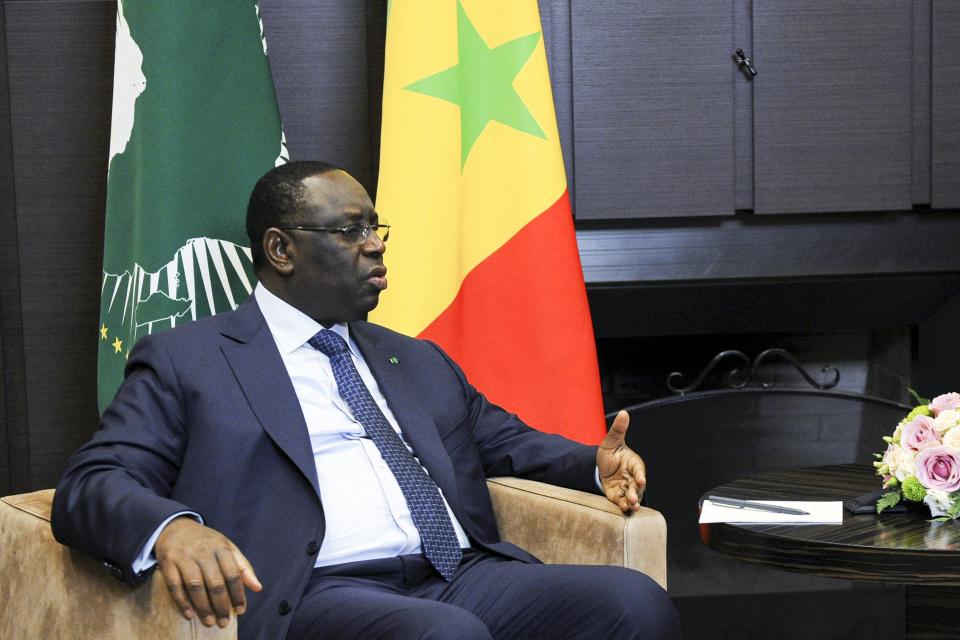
[300,171,373,216]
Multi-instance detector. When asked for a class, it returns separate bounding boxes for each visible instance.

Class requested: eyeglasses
[278,222,390,246]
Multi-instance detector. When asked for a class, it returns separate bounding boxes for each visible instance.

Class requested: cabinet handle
[734,49,757,77]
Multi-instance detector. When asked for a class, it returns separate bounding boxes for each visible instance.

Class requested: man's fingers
[214,546,260,618]
[179,562,217,627]
[232,547,262,593]
[159,562,194,621]
[155,520,258,625]
[625,483,640,507]
[201,555,234,627]
[635,467,647,488]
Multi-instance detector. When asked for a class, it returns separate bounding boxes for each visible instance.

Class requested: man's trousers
[286,549,681,640]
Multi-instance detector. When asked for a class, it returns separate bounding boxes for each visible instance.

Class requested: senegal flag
[375,1,605,443]
[98,0,286,411]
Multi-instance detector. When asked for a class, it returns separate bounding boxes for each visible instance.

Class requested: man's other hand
[597,410,647,513]
[155,516,262,627]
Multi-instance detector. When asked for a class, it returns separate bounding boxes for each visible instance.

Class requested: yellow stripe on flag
[376,0,566,337]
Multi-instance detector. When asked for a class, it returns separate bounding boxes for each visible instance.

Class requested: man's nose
[361,232,386,254]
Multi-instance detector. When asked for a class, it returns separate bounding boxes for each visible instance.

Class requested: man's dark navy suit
[52,298,600,640]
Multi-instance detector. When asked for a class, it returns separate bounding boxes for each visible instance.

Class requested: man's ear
[263,228,294,275]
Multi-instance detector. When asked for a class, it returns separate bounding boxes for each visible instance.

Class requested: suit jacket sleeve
[51,334,201,585]
[424,340,600,495]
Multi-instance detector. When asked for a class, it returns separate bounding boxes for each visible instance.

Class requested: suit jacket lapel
[351,324,463,518]
[219,299,321,499]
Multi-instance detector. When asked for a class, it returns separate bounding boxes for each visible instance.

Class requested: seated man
[52,161,680,640]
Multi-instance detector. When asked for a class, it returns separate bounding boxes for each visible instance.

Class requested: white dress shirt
[133,285,470,574]
[254,284,470,566]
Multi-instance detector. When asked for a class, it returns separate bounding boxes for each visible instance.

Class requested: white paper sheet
[698,499,844,524]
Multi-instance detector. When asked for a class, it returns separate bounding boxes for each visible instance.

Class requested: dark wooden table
[699,464,960,639]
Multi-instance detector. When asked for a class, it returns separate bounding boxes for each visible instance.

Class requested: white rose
[924,489,954,517]
[893,420,907,441]
[890,447,916,481]
[943,426,960,449]
[933,409,960,434]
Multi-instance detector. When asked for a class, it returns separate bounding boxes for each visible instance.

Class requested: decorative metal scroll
[666,348,840,395]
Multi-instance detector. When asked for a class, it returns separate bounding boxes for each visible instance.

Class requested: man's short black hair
[246,160,341,267]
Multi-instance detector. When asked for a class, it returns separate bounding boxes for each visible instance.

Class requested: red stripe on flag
[418,190,606,444]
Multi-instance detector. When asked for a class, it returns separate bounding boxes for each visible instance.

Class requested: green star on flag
[404,1,546,169]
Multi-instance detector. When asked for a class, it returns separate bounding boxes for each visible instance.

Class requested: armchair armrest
[0,490,235,640]
[486,478,667,589]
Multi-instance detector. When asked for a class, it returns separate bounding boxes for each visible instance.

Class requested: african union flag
[374,1,605,443]
[98,0,286,411]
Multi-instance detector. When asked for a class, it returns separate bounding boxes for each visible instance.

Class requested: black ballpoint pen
[707,495,810,516]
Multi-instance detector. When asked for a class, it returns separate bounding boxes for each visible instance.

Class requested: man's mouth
[366,267,388,291]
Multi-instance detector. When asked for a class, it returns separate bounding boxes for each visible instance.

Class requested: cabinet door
[752,1,912,214]
[571,1,734,219]
[932,1,960,209]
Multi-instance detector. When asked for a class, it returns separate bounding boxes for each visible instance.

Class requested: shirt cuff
[594,466,603,492]
[131,511,203,575]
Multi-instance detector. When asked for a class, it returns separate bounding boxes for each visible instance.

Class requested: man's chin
[357,293,382,318]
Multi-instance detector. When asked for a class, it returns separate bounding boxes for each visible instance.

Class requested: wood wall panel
[932,1,960,208]
[260,2,377,192]
[589,275,960,340]
[0,0,31,496]
[733,0,753,211]
[571,0,735,219]
[5,0,114,489]
[913,0,932,205]
[753,1,912,214]
[577,213,960,284]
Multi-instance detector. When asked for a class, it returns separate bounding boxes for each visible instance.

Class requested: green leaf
[876,490,902,514]
[946,500,960,520]
[908,388,931,406]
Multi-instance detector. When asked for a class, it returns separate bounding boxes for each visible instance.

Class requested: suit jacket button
[103,561,123,580]
[278,600,291,616]
[306,540,320,555]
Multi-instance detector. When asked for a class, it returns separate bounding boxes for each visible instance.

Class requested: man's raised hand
[155,517,262,628]
[597,410,647,513]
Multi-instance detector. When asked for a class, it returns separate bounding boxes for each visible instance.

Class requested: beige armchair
[0,481,666,639]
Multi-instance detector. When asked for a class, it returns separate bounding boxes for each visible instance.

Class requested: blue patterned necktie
[308,329,462,580]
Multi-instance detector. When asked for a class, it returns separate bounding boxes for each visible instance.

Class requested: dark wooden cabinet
[571,1,735,219]
[933,0,960,209]
[570,1,954,220]
[752,1,913,214]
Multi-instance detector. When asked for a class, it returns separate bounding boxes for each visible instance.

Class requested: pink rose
[931,393,960,417]
[915,446,960,493]
[900,416,941,452]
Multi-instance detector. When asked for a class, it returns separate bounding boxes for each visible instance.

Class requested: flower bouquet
[875,392,960,519]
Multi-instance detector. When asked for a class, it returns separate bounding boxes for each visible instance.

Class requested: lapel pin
[389,356,400,365]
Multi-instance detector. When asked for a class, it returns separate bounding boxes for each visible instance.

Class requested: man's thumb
[603,410,630,446]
